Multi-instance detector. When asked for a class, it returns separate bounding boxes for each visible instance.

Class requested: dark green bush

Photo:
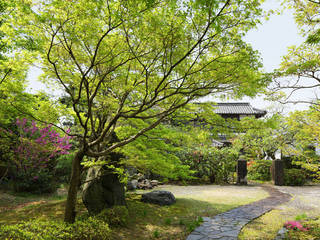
[284,168,307,186]
[0,217,111,240]
[96,205,129,227]
[13,169,58,194]
[248,160,272,181]
[55,153,74,183]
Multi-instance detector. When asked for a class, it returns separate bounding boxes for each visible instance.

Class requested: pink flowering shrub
[284,221,309,232]
[12,118,72,193]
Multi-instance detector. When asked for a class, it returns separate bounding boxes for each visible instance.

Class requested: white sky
[27,0,313,114]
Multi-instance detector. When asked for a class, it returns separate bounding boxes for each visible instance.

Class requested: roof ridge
[214,102,250,105]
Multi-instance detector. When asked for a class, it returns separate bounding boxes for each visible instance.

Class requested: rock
[137,173,145,181]
[82,166,126,215]
[127,179,138,190]
[137,179,152,189]
[141,190,176,206]
[150,180,159,187]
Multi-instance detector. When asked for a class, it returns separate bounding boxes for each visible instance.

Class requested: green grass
[0,185,269,240]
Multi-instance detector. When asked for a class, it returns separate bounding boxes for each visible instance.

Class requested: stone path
[186,185,291,240]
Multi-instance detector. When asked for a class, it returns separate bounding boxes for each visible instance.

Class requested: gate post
[237,156,247,185]
[272,159,284,186]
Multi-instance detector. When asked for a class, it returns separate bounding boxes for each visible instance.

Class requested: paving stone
[187,234,205,240]
[222,230,239,237]
[186,185,291,240]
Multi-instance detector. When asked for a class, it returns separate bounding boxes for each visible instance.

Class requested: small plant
[164,218,172,225]
[179,219,185,225]
[197,216,203,224]
[153,230,160,238]
[187,216,204,232]
[187,223,196,232]
[96,206,129,227]
[295,213,308,221]
[143,209,147,217]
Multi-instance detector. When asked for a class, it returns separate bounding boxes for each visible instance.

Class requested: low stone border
[186,185,291,240]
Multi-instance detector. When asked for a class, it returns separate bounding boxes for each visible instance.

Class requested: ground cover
[0,184,268,239]
[239,185,320,240]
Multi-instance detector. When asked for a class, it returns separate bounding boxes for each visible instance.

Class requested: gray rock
[137,179,153,189]
[150,180,159,187]
[127,179,138,190]
[274,227,288,240]
[141,190,176,206]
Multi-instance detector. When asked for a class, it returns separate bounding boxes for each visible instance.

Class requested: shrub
[96,205,129,227]
[13,169,58,194]
[284,168,307,186]
[0,218,111,240]
[179,147,238,184]
[248,160,272,181]
[9,119,72,193]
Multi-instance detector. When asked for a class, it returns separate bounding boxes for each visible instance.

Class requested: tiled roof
[213,103,266,115]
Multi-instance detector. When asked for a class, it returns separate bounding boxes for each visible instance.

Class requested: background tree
[233,115,286,161]
[6,0,267,223]
[284,106,320,180]
[270,0,320,105]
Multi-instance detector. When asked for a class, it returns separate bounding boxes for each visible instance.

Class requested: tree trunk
[64,149,85,223]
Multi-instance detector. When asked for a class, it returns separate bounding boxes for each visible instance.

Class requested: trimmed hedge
[0,217,111,240]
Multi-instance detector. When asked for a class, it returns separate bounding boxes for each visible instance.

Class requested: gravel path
[186,185,291,240]
[273,185,320,217]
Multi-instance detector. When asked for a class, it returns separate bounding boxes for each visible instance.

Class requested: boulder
[82,166,126,215]
[127,179,138,190]
[141,190,176,206]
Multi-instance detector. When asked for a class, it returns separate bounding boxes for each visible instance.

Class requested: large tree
[5,0,267,223]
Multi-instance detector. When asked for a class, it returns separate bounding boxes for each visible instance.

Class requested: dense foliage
[179,147,238,183]
[247,160,272,181]
[283,107,320,181]
[1,119,72,193]
[284,168,307,186]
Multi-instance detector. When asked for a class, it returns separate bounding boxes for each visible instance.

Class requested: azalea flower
[284,221,308,231]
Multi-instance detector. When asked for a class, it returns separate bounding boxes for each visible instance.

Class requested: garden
[1,0,320,239]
